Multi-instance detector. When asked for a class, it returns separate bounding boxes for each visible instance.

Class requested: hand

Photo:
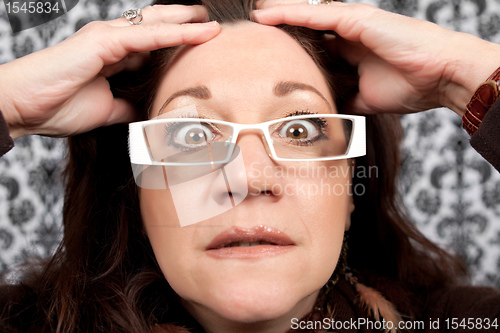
[0,5,220,139]
[252,1,500,116]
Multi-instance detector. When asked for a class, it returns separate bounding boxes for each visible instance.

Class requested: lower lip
[206,245,295,259]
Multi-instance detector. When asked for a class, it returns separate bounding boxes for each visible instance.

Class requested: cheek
[138,159,353,320]
[284,160,352,217]
[140,189,197,296]
[283,161,351,274]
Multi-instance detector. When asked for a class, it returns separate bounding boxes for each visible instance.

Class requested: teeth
[224,241,273,248]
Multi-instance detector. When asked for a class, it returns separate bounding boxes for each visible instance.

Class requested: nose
[209,129,286,205]
[236,129,272,164]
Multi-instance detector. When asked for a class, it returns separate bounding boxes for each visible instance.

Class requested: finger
[108,5,210,27]
[255,0,305,9]
[104,98,138,125]
[350,93,375,115]
[252,3,352,30]
[23,19,220,97]
[99,52,150,77]
[110,21,221,57]
[74,20,220,66]
[335,37,370,67]
[252,3,383,42]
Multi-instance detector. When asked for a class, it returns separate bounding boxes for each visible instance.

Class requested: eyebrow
[273,81,332,111]
[158,86,211,115]
[157,80,332,115]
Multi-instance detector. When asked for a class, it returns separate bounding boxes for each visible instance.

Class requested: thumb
[350,93,377,115]
[104,98,139,126]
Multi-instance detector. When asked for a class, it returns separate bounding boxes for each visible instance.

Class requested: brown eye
[279,120,318,141]
[175,124,214,146]
[286,124,307,139]
[185,128,207,144]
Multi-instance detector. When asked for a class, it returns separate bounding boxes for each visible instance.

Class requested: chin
[210,294,300,323]
[200,278,316,323]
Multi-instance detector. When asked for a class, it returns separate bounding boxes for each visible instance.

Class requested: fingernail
[204,21,219,26]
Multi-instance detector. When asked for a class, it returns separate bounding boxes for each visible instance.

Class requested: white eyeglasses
[129,114,365,166]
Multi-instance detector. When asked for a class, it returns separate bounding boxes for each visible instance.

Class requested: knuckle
[81,21,104,32]
[78,21,110,37]
[152,4,181,14]
[351,3,376,13]
[142,5,155,15]
[172,25,189,45]
[141,5,160,21]
[351,3,369,9]
[144,23,164,49]
[345,3,379,23]
[150,4,178,22]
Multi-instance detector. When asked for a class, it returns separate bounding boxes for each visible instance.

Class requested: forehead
[152,21,333,115]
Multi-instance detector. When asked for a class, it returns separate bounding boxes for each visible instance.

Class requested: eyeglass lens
[143,116,352,164]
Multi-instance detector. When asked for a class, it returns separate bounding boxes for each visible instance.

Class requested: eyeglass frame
[129,114,366,166]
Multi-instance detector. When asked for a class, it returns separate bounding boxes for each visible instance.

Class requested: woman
[1,0,499,332]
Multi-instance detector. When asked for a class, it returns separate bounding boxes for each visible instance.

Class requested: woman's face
[140,22,353,327]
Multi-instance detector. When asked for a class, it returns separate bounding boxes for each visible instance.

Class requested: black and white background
[0,0,499,287]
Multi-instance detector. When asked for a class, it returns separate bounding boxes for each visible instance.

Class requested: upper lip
[206,225,296,250]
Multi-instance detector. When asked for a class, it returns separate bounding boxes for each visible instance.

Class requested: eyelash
[281,110,329,146]
[284,109,328,127]
[161,110,328,148]
[163,114,220,150]
[286,109,315,117]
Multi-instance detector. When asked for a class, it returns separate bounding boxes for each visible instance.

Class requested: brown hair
[0,0,466,332]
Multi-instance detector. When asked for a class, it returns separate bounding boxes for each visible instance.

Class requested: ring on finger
[122,9,143,25]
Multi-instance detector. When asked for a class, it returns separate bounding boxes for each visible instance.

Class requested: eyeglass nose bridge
[230,124,275,160]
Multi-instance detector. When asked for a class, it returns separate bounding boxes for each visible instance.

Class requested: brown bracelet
[462,67,500,136]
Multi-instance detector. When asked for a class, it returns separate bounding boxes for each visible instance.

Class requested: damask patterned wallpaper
[0,0,499,288]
